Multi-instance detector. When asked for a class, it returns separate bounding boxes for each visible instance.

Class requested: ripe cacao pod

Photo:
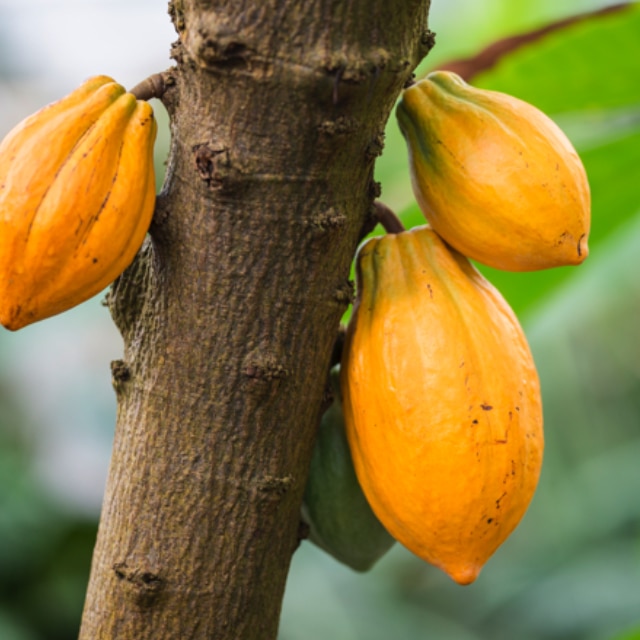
[0,75,157,330]
[302,367,395,572]
[396,70,590,272]
[340,226,544,585]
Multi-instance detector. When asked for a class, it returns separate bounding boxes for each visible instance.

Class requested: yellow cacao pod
[0,75,157,330]
[396,71,590,272]
[340,226,544,585]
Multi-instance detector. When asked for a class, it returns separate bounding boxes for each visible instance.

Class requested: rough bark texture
[80,1,431,638]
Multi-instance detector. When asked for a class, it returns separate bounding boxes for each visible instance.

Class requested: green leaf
[610,630,640,640]
[471,3,640,114]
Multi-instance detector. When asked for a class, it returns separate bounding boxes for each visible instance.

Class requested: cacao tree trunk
[79,1,431,638]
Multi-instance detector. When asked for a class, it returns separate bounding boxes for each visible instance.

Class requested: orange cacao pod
[396,71,590,272]
[340,226,544,584]
[0,75,157,330]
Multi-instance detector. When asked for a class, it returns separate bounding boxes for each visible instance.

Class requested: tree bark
[79,1,431,638]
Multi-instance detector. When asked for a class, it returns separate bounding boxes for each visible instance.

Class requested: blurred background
[0,1,639,638]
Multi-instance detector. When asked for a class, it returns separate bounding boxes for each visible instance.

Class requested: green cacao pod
[0,75,157,330]
[302,367,395,572]
[396,70,590,272]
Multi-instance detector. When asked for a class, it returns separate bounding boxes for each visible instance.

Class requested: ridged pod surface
[302,367,395,572]
[340,226,544,585]
[396,71,590,272]
[0,75,157,330]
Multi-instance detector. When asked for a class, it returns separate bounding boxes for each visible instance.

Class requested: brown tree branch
[79,1,432,639]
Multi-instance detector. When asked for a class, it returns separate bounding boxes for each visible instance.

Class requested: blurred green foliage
[0,1,639,639]
[0,383,96,640]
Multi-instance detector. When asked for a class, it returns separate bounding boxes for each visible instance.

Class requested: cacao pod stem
[330,325,347,370]
[130,72,169,102]
[373,201,405,234]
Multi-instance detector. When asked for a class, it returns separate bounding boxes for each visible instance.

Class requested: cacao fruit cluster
[332,72,590,583]
[0,75,157,330]
[1,70,587,587]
